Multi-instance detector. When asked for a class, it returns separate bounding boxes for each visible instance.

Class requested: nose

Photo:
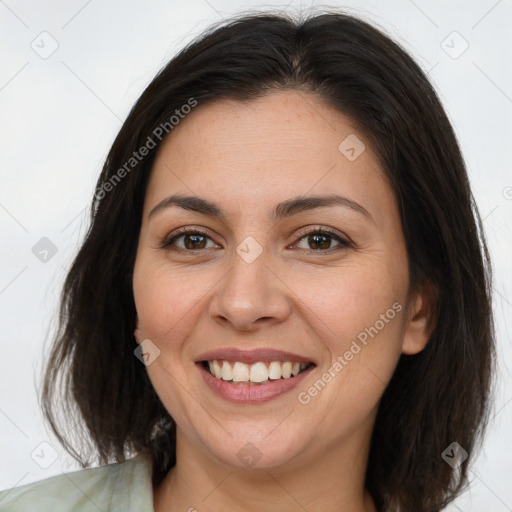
[209,248,292,331]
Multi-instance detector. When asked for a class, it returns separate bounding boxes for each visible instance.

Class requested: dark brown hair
[41,10,495,512]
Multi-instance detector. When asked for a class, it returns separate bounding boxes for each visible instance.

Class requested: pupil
[182,233,332,251]
[185,234,206,249]
[309,234,330,250]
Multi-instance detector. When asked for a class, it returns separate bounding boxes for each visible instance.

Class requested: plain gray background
[1,1,511,510]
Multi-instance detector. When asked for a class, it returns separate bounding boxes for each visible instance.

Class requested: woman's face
[133,90,429,471]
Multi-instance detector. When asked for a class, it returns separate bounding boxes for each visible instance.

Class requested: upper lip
[195,348,316,365]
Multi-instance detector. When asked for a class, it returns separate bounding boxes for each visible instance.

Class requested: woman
[0,10,494,512]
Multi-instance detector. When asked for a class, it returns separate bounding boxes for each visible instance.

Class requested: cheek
[291,261,406,413]
[133,258,207,341]
[290,260,406,348]
[132,258,209,425]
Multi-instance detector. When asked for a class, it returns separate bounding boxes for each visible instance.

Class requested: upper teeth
[207,360,309,383]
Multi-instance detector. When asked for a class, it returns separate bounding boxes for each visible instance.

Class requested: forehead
[144,90,390,220]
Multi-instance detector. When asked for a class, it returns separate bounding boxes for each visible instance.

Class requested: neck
[153,425,377,512]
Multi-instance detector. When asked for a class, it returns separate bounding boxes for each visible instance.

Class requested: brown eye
[161,229,218,251]
[181,233,208,250]
[293,229,351,252]
[160,227,351,254]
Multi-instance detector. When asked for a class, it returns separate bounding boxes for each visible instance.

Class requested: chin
[194,423,307,470]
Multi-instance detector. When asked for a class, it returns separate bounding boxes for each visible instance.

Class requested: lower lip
[197,363,315,404]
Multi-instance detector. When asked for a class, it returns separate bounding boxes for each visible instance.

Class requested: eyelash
[159,226,352,254]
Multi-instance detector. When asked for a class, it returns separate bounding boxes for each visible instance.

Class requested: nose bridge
[209,237,290,329]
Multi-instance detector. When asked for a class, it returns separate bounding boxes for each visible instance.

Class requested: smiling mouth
[201,360,315,385]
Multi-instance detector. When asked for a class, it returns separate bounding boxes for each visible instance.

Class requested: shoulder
[0,452,154,512]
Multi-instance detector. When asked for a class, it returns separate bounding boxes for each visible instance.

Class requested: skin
[132,90,432,512]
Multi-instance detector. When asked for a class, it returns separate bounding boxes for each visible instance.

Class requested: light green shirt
[0,453,154,511]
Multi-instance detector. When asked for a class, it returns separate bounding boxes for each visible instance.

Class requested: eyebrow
[148,193,374,223]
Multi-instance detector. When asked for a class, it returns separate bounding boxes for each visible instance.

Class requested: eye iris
[175,231,337,251]
[184,234,207,250]
[309,233,331,250]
